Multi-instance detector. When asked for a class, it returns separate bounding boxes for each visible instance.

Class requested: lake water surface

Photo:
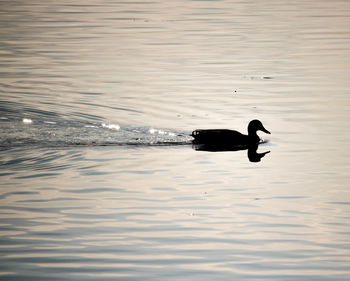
[1,0,350,280]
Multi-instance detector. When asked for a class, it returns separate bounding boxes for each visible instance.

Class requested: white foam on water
[102,123,120,130]
[22,118,33,124]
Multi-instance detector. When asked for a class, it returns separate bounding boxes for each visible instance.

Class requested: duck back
[192,129,249,145]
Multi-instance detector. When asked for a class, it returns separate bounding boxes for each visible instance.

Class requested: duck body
[192,129,258,145]
[191,120,270,146]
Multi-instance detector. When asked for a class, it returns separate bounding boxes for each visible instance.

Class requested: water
[1,0,350,280]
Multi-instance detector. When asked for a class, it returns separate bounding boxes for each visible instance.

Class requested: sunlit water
[1,0,350,280]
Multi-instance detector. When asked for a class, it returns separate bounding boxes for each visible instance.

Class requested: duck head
[248,119,271,136]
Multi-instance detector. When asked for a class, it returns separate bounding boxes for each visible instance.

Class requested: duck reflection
[192,143,270,162]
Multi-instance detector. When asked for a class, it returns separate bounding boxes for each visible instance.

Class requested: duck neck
[248,129,260,143]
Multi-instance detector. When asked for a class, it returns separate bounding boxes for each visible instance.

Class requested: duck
[191,119,270,145]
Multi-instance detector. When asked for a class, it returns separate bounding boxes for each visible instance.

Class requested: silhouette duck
[191,119,270,145]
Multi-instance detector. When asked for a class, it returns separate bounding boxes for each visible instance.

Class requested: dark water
[1,0,350,280]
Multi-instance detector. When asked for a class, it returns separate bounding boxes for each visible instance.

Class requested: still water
[1,0,350,280]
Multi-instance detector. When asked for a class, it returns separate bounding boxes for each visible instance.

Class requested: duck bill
[261,126,271,134]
